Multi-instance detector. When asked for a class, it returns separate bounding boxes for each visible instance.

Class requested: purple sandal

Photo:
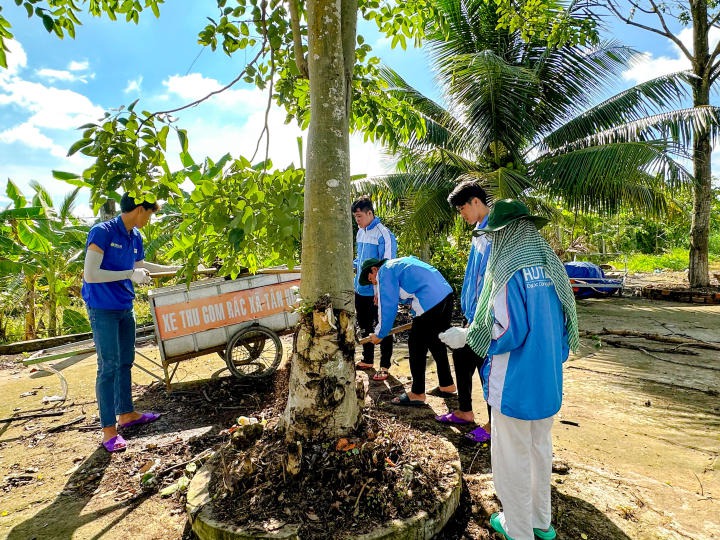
[118,411,161,429]
[465,426,491,443]
[435,412,474,425]
[102,435,127,453]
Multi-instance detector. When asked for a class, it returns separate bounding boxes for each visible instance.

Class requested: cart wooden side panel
[148,273,300,387]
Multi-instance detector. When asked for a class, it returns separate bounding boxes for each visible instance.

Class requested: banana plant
[1,180,88,338]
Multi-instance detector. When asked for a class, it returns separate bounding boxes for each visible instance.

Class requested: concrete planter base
[186,436,462,540]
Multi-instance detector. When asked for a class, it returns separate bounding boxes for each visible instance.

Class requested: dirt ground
[0,271,718,540]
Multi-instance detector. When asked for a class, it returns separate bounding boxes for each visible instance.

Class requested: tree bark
[48,286,57,337]
[99,198,116,222]
[282,0,361,442]
[689,0,712,287]
[24,275,36,340]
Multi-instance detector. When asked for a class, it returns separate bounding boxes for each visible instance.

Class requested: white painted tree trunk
[281,0,361,442]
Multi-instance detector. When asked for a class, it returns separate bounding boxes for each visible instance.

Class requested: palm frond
[532,141,691,213]
[543,107,720,157]
[378,66,464,152]
[544,71,694,149]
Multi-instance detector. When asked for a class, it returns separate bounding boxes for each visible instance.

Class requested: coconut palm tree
[354,0,717,248]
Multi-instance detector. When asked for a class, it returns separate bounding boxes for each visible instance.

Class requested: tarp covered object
[564,261,622,298]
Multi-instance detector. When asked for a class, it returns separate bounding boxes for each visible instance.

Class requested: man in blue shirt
[359,256,456,406]
[436,181,493,444]
[82,193,181,452]
[352,196,397,381]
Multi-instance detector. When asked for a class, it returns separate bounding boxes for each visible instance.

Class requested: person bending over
[359,256,456,406]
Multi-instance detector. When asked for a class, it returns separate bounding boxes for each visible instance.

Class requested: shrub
[430,241,467,294]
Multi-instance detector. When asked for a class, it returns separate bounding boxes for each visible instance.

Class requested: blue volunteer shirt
[479,265,570,420]
[354,217,397,296]
[82,215,145,310]
[374,256,452,338]
[460,215,491,322]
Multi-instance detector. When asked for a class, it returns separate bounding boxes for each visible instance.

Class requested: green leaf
[41,15,54,33]
[177,129,188,152]
[67,138,92,157]
[159,482,179,497]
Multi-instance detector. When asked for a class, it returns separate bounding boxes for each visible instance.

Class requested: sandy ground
[0,276,718,539]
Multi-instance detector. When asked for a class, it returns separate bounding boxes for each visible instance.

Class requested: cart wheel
[225,326,282,379]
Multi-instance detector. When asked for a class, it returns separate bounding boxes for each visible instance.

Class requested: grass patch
[609,248,720,273]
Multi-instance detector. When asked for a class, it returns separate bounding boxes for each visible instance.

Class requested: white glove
[438,327,468,349]
[130,268,152,284]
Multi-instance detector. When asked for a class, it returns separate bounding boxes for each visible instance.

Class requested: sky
[0,2,717,219]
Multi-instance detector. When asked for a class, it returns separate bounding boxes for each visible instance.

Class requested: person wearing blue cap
[359,256,456,405]
[439,199,579,540]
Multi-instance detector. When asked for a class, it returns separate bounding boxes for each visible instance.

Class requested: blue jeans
[87,307,136,428]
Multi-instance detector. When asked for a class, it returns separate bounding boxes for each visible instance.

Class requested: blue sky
[0,2,717,218]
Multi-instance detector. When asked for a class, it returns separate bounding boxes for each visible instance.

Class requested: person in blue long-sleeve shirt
[359,256,456,406]
[352,196,397,379]
[435,181,493,443]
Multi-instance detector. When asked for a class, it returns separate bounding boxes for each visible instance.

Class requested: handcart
[148,269,301,390]
[22,270,300,391]
[564,254,627,298]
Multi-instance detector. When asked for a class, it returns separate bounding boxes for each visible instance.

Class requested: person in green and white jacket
[440,199,579,540]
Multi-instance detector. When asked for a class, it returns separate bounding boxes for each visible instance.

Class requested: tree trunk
[24,275,37,340]
[99,198,116,222]
[48,286,57,337]
[689,1,712,288]
[281,0,361,443]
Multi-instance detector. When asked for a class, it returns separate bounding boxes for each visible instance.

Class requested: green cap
[475,199,549,234]
[359,258,387,286]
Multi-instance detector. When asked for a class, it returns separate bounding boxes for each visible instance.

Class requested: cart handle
[148,267,218,279]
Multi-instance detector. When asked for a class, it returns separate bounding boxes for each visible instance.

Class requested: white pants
[491,408,554,540]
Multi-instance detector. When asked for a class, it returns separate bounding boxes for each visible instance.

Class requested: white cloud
[163,73,222,99]
[36,68,90,83]
[623,27,720,84]
[0,78,104,129]
[1,39,27,78]
[623,51,688,84]
[71,202,95,220]
[68,60,89,71]
[36,58,92,84]
[0,122,55,150]
[156,74,391,177]
[125,76,143,94]
[162,73,267,110]
[349,135,393,177]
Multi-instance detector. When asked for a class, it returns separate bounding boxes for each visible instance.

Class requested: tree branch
[288,0,308,78]
[251,52,275,165]
[249,3,275,167]
[608,0,693,61]
[708,39,720,68]
[136,46,266,133]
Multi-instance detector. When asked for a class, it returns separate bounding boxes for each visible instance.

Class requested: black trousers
[452,344,491,422]
[355,293,393,369]
[408,293,455,395]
